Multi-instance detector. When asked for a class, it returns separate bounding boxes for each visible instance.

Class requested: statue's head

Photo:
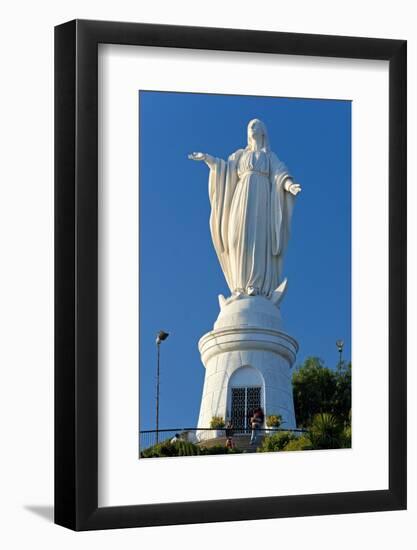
[246,119,270,151]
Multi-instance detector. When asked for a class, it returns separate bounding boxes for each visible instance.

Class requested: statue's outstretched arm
[284,177,302,196]
[270,152,301,196]
[188,152,216,170]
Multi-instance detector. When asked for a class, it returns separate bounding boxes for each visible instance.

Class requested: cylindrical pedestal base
[197,295,298,433]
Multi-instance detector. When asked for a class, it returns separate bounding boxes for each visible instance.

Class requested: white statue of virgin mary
[189,119,301,305]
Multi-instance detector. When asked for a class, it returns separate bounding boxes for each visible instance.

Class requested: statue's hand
[188,152,207,161]
[288,182,302,196]
[188,152,215,169]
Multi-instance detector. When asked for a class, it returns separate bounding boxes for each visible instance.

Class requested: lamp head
[336,339,344,352]
[156,330,169,344]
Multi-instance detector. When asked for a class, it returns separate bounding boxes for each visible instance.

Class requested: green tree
[292,357,351,427]
[293,357,335,427]
[332,362,352,424]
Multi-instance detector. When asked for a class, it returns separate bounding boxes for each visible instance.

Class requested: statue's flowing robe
[208,148,295,297]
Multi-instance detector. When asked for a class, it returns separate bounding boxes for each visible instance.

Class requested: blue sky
[139,91,351,430]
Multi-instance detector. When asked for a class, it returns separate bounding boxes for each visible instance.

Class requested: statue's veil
[246,119,270,152]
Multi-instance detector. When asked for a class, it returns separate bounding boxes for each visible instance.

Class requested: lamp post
[155,330,169,443]
[336,339,344,369]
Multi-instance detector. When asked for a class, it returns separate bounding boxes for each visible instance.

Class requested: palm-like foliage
[308,413,343,449]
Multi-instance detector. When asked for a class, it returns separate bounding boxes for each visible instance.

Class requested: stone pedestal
[197,295,298,433]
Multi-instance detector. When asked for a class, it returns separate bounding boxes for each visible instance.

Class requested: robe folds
[208,147,295,298]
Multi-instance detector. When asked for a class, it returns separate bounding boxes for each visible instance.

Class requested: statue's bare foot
[247,286,259,296]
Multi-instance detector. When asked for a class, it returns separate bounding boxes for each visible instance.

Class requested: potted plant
[266,414,282,434]
[210,416,225,439]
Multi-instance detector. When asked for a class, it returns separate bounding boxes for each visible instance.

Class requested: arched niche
[227,366,264,431]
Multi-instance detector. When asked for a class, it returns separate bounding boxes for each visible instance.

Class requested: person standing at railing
[249,408,264,446]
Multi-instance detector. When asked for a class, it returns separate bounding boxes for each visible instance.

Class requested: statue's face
[248,119,263,140]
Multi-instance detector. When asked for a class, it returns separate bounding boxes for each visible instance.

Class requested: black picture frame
[55,19,407,531]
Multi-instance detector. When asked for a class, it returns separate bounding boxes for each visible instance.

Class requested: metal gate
[231,386,261,432]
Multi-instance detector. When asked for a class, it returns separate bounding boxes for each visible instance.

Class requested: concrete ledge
[199,326,299,364]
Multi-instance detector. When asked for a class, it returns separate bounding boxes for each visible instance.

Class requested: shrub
[227,447,243,454]
[340,425,352,448]
[308,413,343,449]
[141,440,243,458]
[210,416,225,429]
[283,435,313,452]
[200,444,242,455]
[140,440,201,458]
[140,441,177,458]
[176,440,202,456]
[258,431,297,452]
[199,444,226,455]
[266,414,282,428]
[340,410,352,448]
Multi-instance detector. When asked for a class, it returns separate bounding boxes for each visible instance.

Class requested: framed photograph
[55,19,406,530]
